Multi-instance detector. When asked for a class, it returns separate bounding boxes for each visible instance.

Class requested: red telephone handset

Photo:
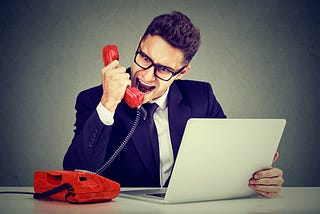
[102,45,144,108]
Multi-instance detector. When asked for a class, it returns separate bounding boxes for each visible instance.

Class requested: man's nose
[142,66,156,81]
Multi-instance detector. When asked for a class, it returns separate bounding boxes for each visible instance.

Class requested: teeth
[136,79,155,94]
[139,79,153,87]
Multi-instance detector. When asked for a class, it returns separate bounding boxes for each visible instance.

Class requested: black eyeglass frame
[133,47,187,81]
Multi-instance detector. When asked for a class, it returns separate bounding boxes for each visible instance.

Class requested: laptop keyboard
[146,192,166,198]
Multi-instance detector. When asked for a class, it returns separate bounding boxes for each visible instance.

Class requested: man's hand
[100,60,131,112]
[248,152,284,198]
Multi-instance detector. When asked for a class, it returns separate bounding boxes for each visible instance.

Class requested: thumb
[273,151,279,163]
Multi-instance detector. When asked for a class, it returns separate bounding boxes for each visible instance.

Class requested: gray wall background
[1,0,319,186]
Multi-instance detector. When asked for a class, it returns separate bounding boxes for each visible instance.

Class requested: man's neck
[149,88,169,110]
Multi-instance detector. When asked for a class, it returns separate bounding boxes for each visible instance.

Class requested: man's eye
[142,56,150,62]
[140,53,150,62]
[158,66,173,74]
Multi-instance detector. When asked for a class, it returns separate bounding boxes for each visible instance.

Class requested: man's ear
[176,64,191,80]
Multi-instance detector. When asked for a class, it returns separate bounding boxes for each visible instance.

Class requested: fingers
[255,190,280,198]
[100,60,131,111]
[250,176,284,186]
[249,167,284,198]
[251,183,282,193]
[101,60,125,75]
[101,60,130,90]
[254,167,283,179]
[102,67,130,85]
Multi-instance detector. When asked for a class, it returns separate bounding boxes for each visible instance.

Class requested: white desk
[0,187,319,214]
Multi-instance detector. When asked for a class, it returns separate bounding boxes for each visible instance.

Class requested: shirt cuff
[96,102,115,125]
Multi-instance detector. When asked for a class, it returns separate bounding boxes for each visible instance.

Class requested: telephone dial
[102,45,144,108]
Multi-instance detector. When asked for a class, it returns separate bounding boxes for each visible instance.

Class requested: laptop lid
[121,118,286,203]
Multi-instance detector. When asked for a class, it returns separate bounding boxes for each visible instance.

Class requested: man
[63,11,284,198]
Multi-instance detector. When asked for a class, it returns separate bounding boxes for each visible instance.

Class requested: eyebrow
[139,49,176,71]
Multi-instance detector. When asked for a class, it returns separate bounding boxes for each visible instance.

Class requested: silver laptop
[120,118,286,203]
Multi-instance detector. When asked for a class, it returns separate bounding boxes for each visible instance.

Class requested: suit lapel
[115,80,191,182]
[116,102,159,182]
[168,81,192,159]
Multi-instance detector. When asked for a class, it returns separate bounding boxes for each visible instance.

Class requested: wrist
[96,102,115,125]
[100,97,119,112]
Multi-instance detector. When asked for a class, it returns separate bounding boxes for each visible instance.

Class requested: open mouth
[136,78,156,94]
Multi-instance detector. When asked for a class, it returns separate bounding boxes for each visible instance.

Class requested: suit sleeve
[63,90,113,172]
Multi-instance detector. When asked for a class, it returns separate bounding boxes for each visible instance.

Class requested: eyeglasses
[134,48,187,81]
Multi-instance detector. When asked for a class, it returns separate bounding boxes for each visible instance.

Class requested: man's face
[130,35,190,103]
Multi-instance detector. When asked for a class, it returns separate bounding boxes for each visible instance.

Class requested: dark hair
[141,11,201,64]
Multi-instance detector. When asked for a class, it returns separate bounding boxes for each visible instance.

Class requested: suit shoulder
[171,79,216,105]
[174,79,212,91]
[172,79,221,106]
[76,85,102,107]
[77,85,102,98]
[172,80,226,118]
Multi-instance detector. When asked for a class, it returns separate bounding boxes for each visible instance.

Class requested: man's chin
[141,95,152,104]
[141,92,156,103]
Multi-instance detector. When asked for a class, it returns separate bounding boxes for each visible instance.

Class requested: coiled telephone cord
[95,107,141,174]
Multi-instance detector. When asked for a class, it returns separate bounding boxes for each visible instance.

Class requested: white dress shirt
[97,89,174,187]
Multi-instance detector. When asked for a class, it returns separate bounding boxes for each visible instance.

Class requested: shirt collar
[148,88,169,110]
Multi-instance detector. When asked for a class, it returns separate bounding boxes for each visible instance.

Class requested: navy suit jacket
[63,79,226,187]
